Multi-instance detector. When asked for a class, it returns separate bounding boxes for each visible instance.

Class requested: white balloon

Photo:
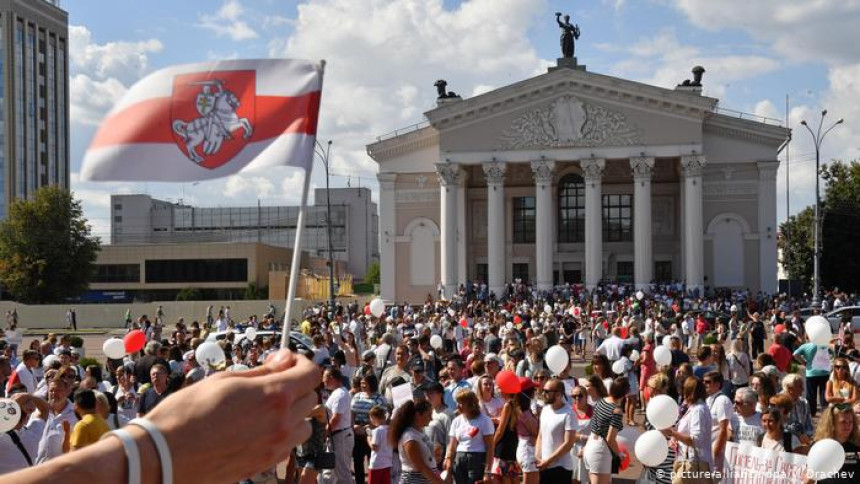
[0,399,22,433]
[653,346,672,367]
[805,316,832,346]
[506,322,513,330]
[102,338,126,360]
[635,430,669,467]
[646,395,679,430]
[636,290,645,301]
[630,350,641,361]
[195,342,226,368]
[807,438,845,477]
[430,335,443,350]
[244,327,257,341]
[229,364,250,372]
[612,359,627,375]
[545,345,569,376]
[544,304,553,315]
[42,354,59,369]
[369,298,386,318]
[662,335,673,347]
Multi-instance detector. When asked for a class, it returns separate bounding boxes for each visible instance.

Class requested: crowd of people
[0,282,859,483]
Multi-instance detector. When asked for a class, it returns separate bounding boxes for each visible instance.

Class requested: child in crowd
[368,405,393,484]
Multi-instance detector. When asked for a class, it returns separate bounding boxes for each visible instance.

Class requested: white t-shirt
[449,413,494,452]
[596,336,625,362]
[399,427,436,473]
[369,425,393,469]
[538,404,576,470]
[706,392,733,447]
[480,397,504,419]
[730,412,764,445]
[677,402,713,465]
[13,362,36,394]
[0,420,43,474]
[761,432,802,452]
[34,402,79,464]
[325,387,351,431]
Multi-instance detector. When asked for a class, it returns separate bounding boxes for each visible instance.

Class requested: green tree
[820,161,860,291]
[365,262,380,284]
[779,206,814,291]
[243,282,267,300]
[0,186,100,303]
[176,287,201,301]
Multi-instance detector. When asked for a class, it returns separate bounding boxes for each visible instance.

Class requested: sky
[65,0,860,242]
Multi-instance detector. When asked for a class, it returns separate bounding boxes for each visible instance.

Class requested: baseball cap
[183,350,195,361]
[362,349,376,361]
[485,353,501,365]
[519,377,537,392]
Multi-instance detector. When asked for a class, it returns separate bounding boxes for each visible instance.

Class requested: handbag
[671,445,714,484]
[315,437,336,470]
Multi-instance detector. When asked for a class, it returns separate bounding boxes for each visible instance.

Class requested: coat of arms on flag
[171,71,256,169]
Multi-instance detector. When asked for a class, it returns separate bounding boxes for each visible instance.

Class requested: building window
[617,261,633,283]
[114,203,122,210]
[655,261,673,282]
[93,264,140,283]
[113,216,122,223]
[558,174,585,242]
[603,194,633,242]
[512,197,535,243]
[476,263,488,284]
[512,263,529,283]
[145,258,248,283]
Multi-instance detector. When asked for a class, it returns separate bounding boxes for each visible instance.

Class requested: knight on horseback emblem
[172,79,253,164]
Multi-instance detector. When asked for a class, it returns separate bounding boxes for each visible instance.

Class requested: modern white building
[368,62,788,303]
[110,188,379,279]
[0,0,69,219]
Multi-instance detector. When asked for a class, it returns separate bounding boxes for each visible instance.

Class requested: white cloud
[198,0,259,41]
[69,74,128,126]
[224,174,276,199]
[69,26,163,82]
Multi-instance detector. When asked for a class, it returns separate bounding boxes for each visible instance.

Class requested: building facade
[368,64,788,303]
[110,187,379,279]
[0,0,69,219]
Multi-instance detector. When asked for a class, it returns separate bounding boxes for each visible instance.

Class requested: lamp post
[799,110,843,309]
[315,139,335,312]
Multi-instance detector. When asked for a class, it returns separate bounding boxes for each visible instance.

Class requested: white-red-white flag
[81,59,323,182]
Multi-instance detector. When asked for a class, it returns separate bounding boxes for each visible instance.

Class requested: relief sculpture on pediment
[499,95,642,149]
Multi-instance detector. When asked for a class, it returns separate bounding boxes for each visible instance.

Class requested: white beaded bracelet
[128,418,173,484]
[105,429,141,484]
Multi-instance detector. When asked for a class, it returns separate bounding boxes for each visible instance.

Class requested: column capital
[580,158,606,180]
[482,161,507,186]
[377,172,397,190]
[435,163,463,187]
[630,156,655,180]
[757,160,779,181]
[681,154,707,177]
[530,160,556,185]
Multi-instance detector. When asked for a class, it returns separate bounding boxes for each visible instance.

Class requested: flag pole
[281,59,326,349]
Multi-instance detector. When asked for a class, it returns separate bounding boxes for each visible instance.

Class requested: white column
[582,158,605,289]
[531,160,556,292]
[457,173,468,285]
[681,155,706,293]
[758,161,779,294]
[483,162,506,297]
[377,173,397,302]
[437,163,462,299]
[631,156,655,290]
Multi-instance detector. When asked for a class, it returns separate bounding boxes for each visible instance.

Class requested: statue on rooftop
[556,12,580,58]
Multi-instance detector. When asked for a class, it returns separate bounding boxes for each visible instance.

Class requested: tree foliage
[0,187,101,303]
[175,287,201,301]
[365,262,380,284]
[779,160,860,293]
[243,282,267,300]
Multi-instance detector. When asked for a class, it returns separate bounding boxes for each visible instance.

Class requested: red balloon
[618,443,630,471]
[774,324,785,334]
[364,305,371,315]
[124,330,146,354]
[495,370,521,394]
[620,327,628,339]
[459,318,469,328]
[514,315,522,325]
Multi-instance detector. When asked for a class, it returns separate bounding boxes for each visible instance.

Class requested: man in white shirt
[595,327,625,363]
[535,377,576,481]
[34,368,79,464]
[10,350,39,394]
[730,387,763,445]
[704,371,732,470]
[0,393,48,475]
[323,367,353,483]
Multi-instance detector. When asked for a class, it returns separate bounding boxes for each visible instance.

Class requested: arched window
[558,174,585,243]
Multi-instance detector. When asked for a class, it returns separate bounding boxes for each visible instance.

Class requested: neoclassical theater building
[368,62,788,303]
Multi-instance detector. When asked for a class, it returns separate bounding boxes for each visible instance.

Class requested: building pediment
[423,67,719,153]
